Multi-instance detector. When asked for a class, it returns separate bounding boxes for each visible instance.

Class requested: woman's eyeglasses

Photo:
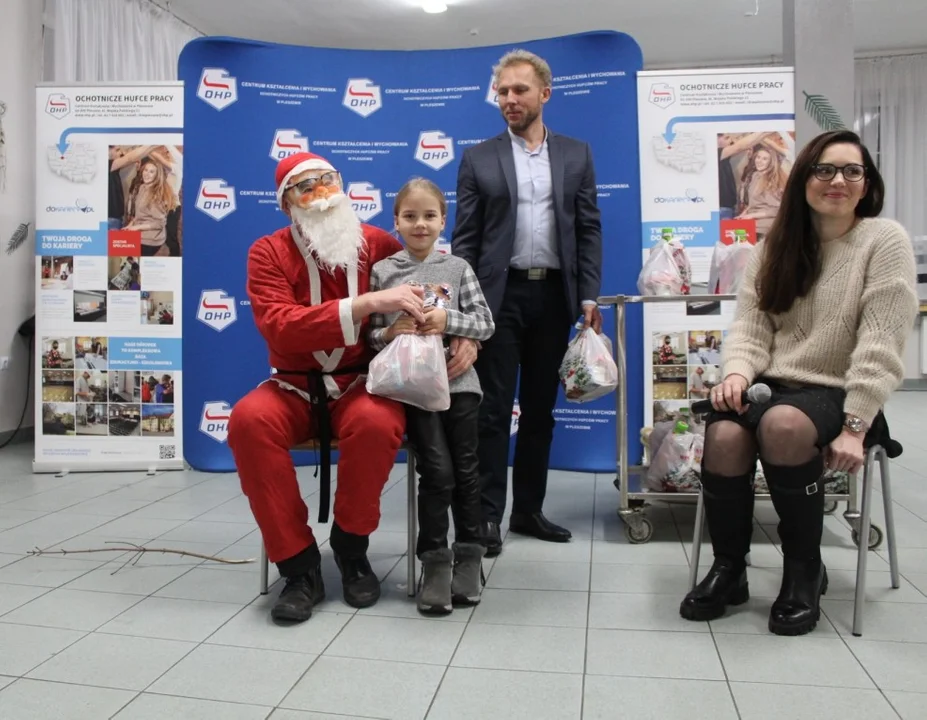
[811,163,866,183]
[287,172,340,194]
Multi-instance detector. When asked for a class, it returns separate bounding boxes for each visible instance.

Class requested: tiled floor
[1,393,926,719]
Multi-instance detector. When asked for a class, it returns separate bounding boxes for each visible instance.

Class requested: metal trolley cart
[596,292,884,550]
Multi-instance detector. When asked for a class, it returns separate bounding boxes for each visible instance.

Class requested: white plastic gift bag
[366,333,451,412]
[708,230,755,294]
[637,234,692,295]
[559,328,619,403]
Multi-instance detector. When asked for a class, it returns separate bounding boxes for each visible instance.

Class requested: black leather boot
[764,457,828,636]
[330,523,380,609]
[680,469,755,622]
[271,543,325,623]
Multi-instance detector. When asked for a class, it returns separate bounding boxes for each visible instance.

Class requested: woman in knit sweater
[680,130,918,636]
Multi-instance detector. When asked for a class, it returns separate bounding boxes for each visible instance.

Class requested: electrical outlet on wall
[0,356,9,370]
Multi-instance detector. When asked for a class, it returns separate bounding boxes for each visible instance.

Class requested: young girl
[368,178,495,615]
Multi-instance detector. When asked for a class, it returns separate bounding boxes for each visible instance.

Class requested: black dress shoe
[680,558,749,622]
[768,559,828,636]
[509,512,572,543]
[333,553,381,608]
[481,521,502,558]
[271,567,326,623]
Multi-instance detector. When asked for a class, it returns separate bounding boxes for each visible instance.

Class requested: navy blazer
[451,129,603,320]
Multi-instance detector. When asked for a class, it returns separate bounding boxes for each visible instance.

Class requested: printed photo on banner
[108,255,141,291]
[717,131,795,241]
[41,336,74,369]
[108,144,184,258]
[141,291,174,325]
[76,403,108,436]
[109,404,142,437]
[74,290,107,323]
[142,404,175,437]
[75,369,108,403]
[41,256,73,289]
[109,370,141,404]
[42,370,74,403]
[688,329,722,365]
[141,372,174,404]
[652,332,686,366]
[43,403,75,436]
[75,336,108,370]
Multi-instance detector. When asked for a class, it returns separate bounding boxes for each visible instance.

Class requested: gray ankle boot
[451,542,486,606]
[417,548,453,615]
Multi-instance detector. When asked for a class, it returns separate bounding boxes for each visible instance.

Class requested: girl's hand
[385,315,418,342]
[419,307,447,335]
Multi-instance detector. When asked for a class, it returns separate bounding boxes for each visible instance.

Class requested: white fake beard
[291,193,366,273]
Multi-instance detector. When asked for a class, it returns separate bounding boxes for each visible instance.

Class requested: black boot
[330,523,380,609]
[272,543,325,623]
[680,469,754,622]
[764,457,828,636]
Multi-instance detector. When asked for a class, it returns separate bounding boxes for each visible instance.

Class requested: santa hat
[275,152,336,209]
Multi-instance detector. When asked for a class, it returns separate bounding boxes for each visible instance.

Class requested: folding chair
[688,412,902,637]
[259,439,418,598]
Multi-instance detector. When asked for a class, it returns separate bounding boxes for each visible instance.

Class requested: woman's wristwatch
[844,415,867,434]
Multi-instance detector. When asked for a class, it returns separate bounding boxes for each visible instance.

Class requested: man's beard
[501,106,540,133]
[290,193,366,273]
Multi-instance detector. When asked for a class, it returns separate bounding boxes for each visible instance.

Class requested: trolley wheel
[852,524,884,550]
[823,500,838,515]
[626,518,654,544]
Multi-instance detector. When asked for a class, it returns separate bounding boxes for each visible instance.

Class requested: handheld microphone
[690,382,772,415]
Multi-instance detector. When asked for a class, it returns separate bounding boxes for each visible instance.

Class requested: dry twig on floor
[28,541,255,574]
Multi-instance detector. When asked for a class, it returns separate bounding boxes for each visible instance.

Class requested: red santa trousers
[227,380,405,564]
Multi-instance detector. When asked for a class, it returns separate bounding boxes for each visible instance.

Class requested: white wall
[0,0,44,436]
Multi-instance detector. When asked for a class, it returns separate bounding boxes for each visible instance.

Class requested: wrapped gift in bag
[638,229,691,296]
[559,327,619,403]
[708,230,755,295]
[366,333,451,412]
[645,421,704,492]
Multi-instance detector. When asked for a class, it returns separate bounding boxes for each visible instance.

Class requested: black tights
[702,405,826,564]
[703,405,820,474]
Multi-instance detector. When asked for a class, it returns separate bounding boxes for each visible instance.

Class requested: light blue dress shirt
[509,128,559,270]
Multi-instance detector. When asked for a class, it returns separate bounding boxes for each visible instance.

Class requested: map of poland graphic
[47,144,97,183]
[651,132,706,173]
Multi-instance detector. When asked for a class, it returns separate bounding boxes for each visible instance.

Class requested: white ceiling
[155,0,926,67]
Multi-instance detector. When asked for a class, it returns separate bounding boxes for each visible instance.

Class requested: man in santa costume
[228,152,478,624]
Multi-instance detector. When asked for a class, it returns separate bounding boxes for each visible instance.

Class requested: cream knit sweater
[723,217,919,426]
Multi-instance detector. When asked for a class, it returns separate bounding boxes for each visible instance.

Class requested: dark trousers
[406,392,482,556]
[475,272,572,522]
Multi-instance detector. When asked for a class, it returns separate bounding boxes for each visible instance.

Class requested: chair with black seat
[259,439,418,598]
[688,410,902,637]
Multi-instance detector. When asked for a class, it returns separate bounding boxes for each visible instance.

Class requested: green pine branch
[802,91,847,131]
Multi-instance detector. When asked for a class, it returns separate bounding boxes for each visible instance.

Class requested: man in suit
[452,49,603,556]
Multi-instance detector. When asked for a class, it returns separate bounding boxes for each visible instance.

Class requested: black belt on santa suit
[272,365,367,524]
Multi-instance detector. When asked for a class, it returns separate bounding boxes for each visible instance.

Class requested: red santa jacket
[247,223,402,399]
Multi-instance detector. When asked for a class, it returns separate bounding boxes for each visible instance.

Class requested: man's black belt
[273,364,366,523]
[509,267,561,281]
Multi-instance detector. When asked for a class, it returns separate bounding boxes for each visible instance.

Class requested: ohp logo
[343,79,382,118]
[649,83,676,109]
[347,182,382,222]
[195,179,237,221]
[415,131,455,171]
[485,74,499,106]
[197,290,237,332]
[269,130,309,161]
[197,68,238,111]
[200,402,232,444]
[45,93,71,119]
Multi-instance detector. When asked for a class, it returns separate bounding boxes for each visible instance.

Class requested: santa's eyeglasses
[286,172,341,195]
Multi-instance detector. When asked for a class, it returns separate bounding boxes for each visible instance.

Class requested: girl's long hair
[755,130,884,315]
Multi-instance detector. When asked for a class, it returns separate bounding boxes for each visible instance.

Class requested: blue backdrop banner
[179,31,644,473]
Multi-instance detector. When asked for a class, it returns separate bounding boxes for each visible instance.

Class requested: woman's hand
[826,430,865,475]
[710,373,749,413]
[419,307,448,335]
[384,315,418,343]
